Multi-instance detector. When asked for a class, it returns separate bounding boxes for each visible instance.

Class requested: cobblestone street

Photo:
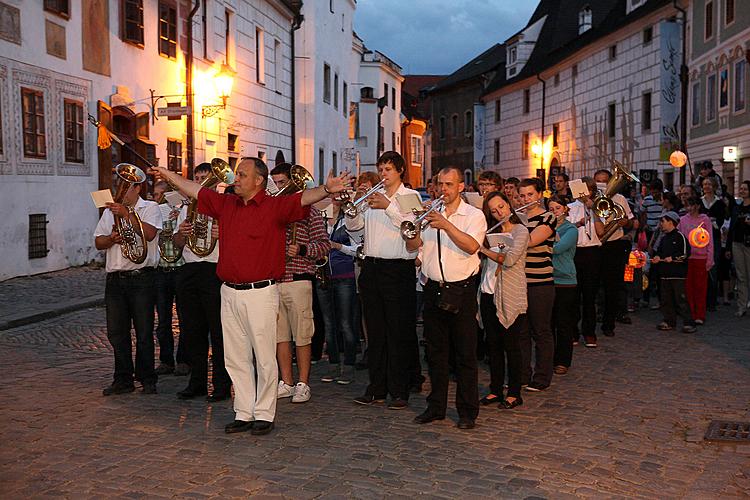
[1,268,749,498]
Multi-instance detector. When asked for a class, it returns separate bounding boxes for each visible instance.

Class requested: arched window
[464,110,473,137]
[579,6,592,34]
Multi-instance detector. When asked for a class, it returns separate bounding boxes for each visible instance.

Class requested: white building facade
[482,0,688,190]
[0,0,298,281]
[295,0,359,181]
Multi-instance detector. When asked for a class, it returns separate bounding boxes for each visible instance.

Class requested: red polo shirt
[198,188,309,283]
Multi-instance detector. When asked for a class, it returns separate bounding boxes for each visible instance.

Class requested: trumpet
[342,180,385,218]
[273,164,315,196]
[400,195,445,240]
[112,163,148,264]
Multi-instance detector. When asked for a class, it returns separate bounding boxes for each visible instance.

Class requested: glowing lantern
[688,224,710,248]
[669,150,687,168]
[543,189,552,199]
[628,250,647,268]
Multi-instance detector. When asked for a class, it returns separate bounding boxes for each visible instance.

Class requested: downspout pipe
[537,73,547,180]
[290,10,304,164]
[186,0,200,179]
[673,0,692,182]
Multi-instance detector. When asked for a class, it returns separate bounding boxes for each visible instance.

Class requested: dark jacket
[327,214,355,278]
[656,229,690,279]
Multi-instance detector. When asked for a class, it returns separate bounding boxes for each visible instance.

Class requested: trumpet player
[172,163,231,402]
[567,177,605,348]
[347,151,421,409]
[594,169,635,338]
[405,166,487,429]
[270,163,331,404]
[94,172,163,396]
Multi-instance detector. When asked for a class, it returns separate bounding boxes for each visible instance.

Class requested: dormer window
[579,6,592,34]
[508,46,517,64]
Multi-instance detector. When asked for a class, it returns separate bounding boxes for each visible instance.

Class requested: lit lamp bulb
[669,150,687,168]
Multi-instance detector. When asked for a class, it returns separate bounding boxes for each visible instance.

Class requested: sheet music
[90,190,114,208]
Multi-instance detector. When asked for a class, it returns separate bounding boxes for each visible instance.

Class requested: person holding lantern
[678,197,714,325]
[652,212,696,333]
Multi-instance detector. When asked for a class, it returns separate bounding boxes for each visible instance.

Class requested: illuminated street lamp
[202,63,236,117]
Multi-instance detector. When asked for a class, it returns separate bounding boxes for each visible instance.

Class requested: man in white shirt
[346,151,420,410]
[594,169,636,337]
[406,166,487,430]
[94,175,163,395]
[567,177,604,348]
[173,163,231,402]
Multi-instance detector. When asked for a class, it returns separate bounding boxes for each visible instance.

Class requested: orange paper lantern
[670,150,687,168]
[628,250,647,268]
[689,225,710,248]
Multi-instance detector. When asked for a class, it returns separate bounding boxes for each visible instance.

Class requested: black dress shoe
[616,315,632,324]
[177,387,207,399]
[413,409,445,424]
[479,394,501,406]
[456,417,476,429]
[353,394,386,406]
[250,420,274,435]
[102,383,135,396]
[225,420,254,434]
[499,397,523,409]
[602,329,615,337]
[206,392,230,402]
[142,383,157,394]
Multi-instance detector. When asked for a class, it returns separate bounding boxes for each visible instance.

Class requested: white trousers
[220,284,279,422]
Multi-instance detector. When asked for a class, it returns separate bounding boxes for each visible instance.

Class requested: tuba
[186,158,235,257]
[594,160,640,243]
[112,163,148,264]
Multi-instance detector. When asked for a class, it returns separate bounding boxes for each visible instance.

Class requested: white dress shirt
[567,200,601,248]
[174,205,219,263]
[420,200,487,283]
[94,196,163,272]
[345,182,419,260]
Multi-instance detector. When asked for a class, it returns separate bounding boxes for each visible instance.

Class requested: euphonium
[273,164,315,196]
[593,160,640,219]
[112,163,148,264]
[400,195,445,240]
[186,158,235,257]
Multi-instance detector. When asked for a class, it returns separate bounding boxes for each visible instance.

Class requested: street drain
[704,421,750,443]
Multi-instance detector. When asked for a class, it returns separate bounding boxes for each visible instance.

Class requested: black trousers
[479,293,523,398]
[359,258,417,400]
[423,279,479,419]
[519,284,555,386]
[155,267,187,366]
[660,278,693,326]
[575,246,602,339]
[177,262,231,394]
[552,285,577,367]
[600,239,631,332]
[105,270,157,386]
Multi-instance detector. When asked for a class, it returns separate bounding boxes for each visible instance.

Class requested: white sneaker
[291,382,311,403]
[277,380,295,399]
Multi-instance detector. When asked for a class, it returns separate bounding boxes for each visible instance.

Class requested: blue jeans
[155,268,187,366]
[105,270,157,385]
[316,277,358,365]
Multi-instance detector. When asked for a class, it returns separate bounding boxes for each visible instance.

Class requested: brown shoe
[553,365,568,375]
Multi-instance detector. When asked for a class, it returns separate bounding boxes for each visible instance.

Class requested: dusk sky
[353,0,539,76]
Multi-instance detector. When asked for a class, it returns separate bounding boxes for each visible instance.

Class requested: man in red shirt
[152,157,351,435]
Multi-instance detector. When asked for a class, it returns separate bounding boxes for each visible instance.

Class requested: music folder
[486,232,514,251]
[395,193,424,214]
[90,190,114,208]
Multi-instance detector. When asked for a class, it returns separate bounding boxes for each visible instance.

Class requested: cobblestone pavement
[1,301,749,498]
[0,265,105,325]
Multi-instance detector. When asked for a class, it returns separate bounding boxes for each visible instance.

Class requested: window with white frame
[578,6,592,34]
[705,1,714,40]
[273,39,282,92]
[725,0,735,26]
[706,73,717,121]
[692,81,701,126]
[323,63,331,103]
[64,99,84,163]
[22,87,46,159]
[410,135,422,164]
[508,46,517,64]
[334,73,339,109]
[343,82,348,117]
[255,27,265,84]
[735,59,745,112]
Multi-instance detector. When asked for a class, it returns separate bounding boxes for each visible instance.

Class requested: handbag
[435,230,465,314]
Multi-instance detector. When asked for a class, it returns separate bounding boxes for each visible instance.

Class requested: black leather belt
[223,279,276,290]
[363,257,413,263]
[108,268,155,278]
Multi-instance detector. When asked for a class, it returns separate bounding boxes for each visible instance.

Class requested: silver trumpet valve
[400,195,445,240]
[342,180,386,218]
